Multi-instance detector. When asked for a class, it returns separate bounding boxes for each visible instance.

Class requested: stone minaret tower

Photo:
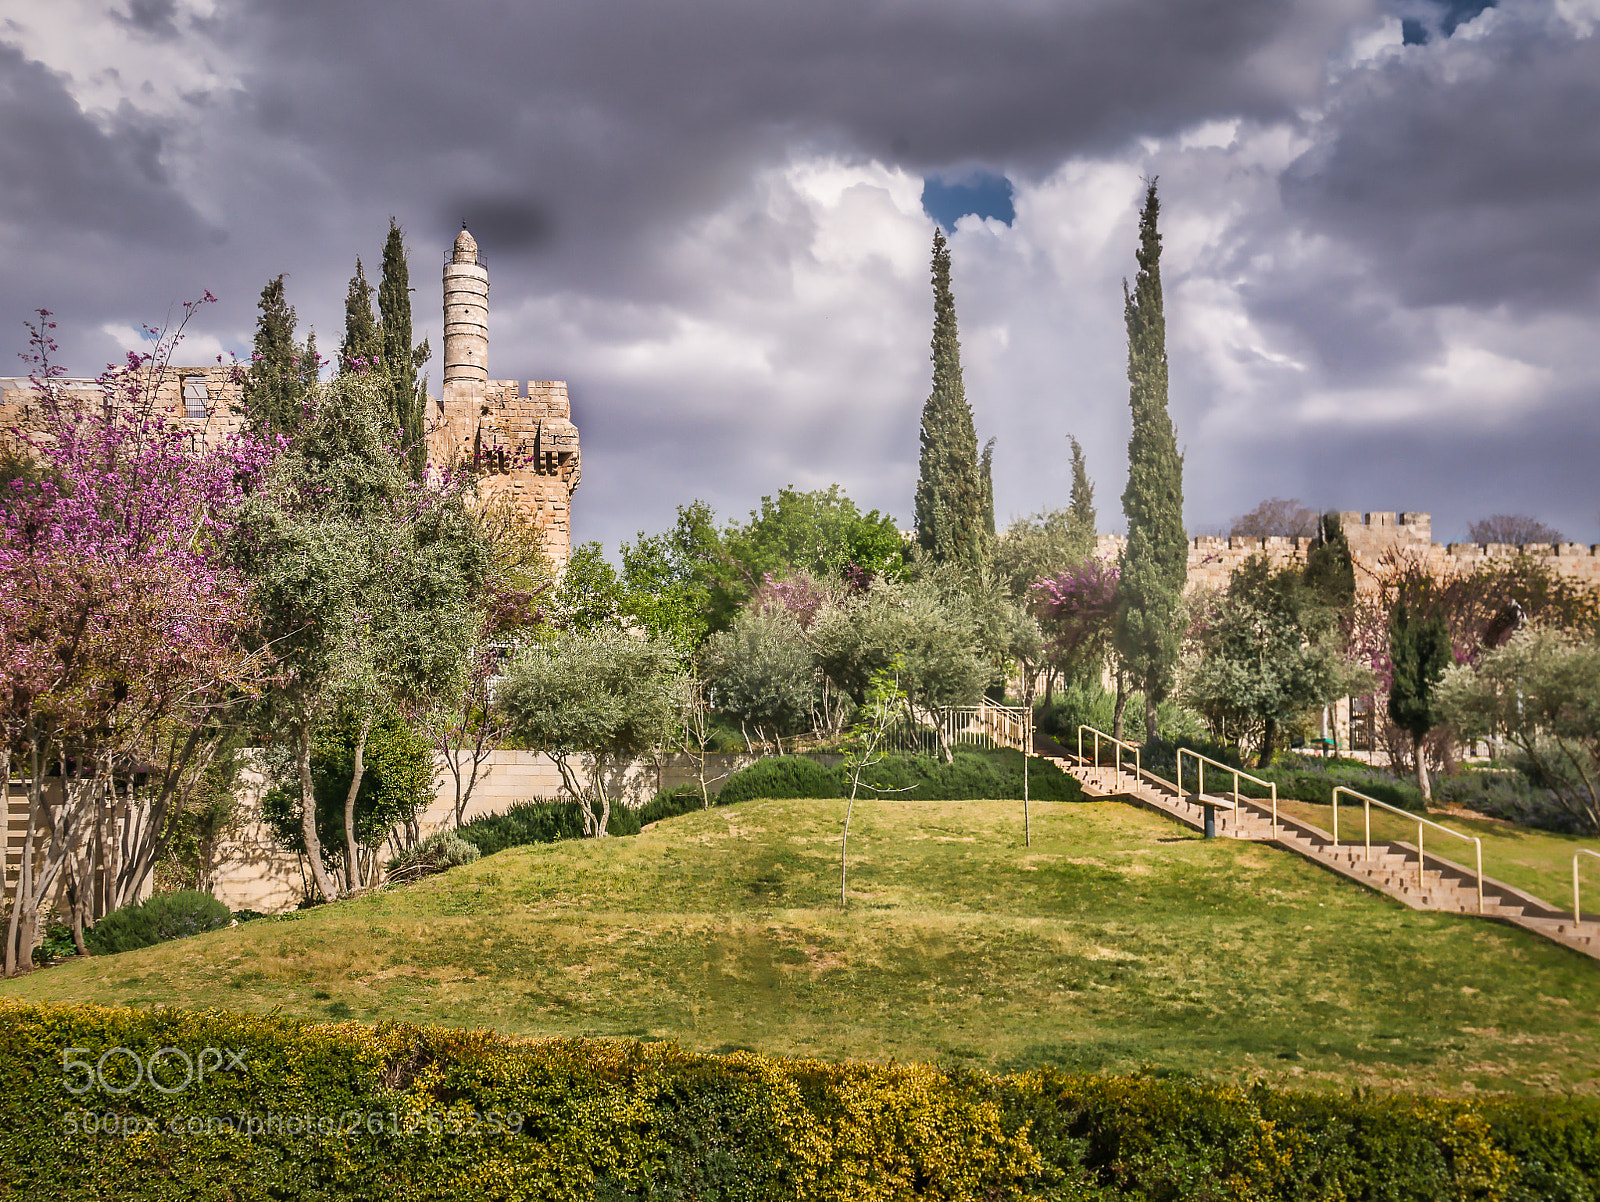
[443,225,489,393]
[425,224,582,569]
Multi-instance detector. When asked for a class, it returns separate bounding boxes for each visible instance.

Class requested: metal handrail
[1076,726,1141,792]
[1176,749,1277,838]
[1575,849,1600,925]
[1332,786,1483,914]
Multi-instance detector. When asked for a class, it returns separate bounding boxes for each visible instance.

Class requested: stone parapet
[1091,513,1600,593]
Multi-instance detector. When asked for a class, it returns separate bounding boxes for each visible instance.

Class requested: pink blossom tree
[2,305,275,974]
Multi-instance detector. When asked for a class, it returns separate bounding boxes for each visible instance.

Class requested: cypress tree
[1066,434,1097,555]
[242,274,305,437]
[980,437,996,539]
[1114,181,1187,741]
[1305,511,1357,612]
[1388,601,1451,800]
[913,228,984,568]
[378,219,431,480]
[339,258,381,376]
[299,329,320,394]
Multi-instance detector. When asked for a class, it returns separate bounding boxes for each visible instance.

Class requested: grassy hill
[5,797,1598,1095]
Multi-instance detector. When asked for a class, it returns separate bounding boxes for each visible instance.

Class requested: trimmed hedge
[3,1001,1599,1200]
[844,749,1084,802]
[716,756,842,805]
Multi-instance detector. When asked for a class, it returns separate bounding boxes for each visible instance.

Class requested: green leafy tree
[1185,556,1356,766]
[1115,181,1187,741]
[701,604,816,751]
[242,274,311,437]
[809,576,987,760]
[1066,435,1097,556]
[1387,601,1454,800]
[339,257,381,376]
[495,629,684,836]
[840,661,910,906]
[663,489,905,635]
[378,219,431,480]
[1438,628,1600,832]
[914,228,985,568]
[261,709,433,885]
[235,373,487,900]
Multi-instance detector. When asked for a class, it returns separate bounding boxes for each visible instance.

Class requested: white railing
[1076,726,1141,792]
[1332,786,1484,915]
[896,702,1031,756]
[1575,849,1600,925]
[1177,749,1276,838]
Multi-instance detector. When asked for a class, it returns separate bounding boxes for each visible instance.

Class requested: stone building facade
[0,225,582,567]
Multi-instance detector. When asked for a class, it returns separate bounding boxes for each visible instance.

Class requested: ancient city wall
[1094,511,1600,593]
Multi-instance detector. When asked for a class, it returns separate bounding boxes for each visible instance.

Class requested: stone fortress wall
[0,225,581,568]
[1094,511,1600,593]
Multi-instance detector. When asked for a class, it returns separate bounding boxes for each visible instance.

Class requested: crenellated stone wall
[1093,511,1600,593]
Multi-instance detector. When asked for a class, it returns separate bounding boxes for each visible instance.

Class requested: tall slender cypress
[242,274,305,437]
[1066,435,1097,556]
[1114,181,1187,740]
[980,437,996,539]
[378,219,431,480]
[339,258,381,376]
[914,228,984,567]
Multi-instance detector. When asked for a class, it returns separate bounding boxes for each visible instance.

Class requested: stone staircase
[1046,751,1600,962]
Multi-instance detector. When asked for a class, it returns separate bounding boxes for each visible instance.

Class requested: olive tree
[495,629,684,835]
[1438,628,1600,832]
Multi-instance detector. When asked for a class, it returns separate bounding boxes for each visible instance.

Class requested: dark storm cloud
[217,0,1375,298]
[0,44,199,245]
[1283,2,1600,312]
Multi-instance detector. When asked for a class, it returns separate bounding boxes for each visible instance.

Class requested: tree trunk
[1112,668,1128,745]
[1414,734,1432,802]
[297,723,339,903]
[342,709,376,891]
[1257,717,1277,770]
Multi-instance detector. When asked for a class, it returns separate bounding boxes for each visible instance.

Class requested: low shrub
[637,783,710,826]
[455,796,638,856]
[83,890,231,955]
[385,831,482,883]
[717,755,841,805]
[31,923,78,966]
[4,1001,1599,1200]
[1436,769,1583,834]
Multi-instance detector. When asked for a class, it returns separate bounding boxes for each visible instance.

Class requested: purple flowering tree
[1,306,276,974]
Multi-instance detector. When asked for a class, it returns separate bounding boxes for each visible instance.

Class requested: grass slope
[6,798,1599,1094]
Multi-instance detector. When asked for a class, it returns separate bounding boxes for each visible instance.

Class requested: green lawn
[6,797,1599,1095]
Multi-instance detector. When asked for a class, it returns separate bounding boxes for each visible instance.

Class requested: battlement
[1095,513,1600,594]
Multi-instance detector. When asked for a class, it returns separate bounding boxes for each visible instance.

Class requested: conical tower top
[453,224,480,264]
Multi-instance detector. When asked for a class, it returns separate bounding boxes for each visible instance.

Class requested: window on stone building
[183,376,209,419]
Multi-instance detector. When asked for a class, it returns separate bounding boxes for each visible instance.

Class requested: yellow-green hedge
[2,1000,1598,1201]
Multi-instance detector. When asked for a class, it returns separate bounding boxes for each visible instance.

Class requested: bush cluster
[1436,769,1583,833]
[844,749,1083,802]
[82,890,232,955]
[4,1001,1598,1200]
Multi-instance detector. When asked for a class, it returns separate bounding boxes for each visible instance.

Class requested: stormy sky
[3,0,1597,550]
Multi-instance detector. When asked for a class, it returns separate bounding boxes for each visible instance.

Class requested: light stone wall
[1092,511,1600,594]
[207,749,758,915]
